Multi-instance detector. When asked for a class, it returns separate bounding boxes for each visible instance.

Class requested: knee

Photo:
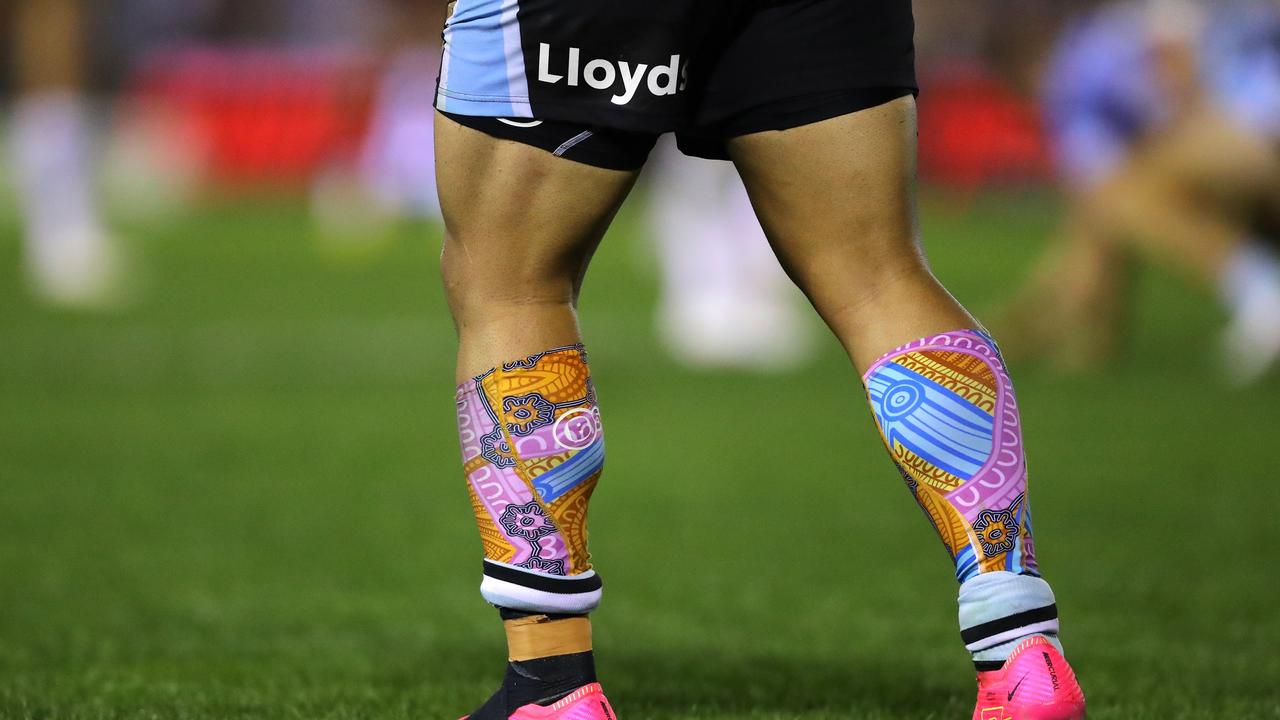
[438,239,477,313]
[802,246,937,325]
[440,233,575,321]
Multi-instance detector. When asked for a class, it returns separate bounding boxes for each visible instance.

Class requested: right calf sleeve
[456,344,605,614]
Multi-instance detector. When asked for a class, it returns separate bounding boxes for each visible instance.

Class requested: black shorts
[434,0,917,169]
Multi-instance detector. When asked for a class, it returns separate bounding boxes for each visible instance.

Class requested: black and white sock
[467,651,597,720]
[959,571,1062,671]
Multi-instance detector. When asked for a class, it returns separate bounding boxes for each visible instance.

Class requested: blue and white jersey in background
[1043,1,1280,190]
[1203,1,1280,139]
[1043,4,1169,189]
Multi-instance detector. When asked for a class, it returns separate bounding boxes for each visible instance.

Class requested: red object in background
[125,49,1046,190]
[128,47,379,187]
[917,66,1052,188]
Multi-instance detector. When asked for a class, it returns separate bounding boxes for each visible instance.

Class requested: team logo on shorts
[537,43,687,106]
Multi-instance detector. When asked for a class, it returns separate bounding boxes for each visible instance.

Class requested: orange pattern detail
[912,482,974,559]
[469,482,516,564]
[472,347,600,576]
[482,354,591,407]
[892,441,967,492]
[898,351,998,413]
[546,475,599,572]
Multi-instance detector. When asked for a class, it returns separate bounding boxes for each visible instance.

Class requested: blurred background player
[7,0,126,308]
[996,0,1280,384]
[311,0,448,241]
[646,139,815,372]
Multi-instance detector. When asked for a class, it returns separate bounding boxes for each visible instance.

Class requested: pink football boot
[464,684,617,720]
[972,636,1086,720]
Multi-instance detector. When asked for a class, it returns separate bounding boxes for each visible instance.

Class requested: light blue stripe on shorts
[437,0,533,117]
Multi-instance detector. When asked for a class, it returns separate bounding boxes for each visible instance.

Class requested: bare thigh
[435,114,640,379]
[1076,111,1267,283]
[728,96,975,370]
[1138,108,1280,214]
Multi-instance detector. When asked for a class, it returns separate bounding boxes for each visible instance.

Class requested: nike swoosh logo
[497,118,545,128]
[1008,674,1029,701]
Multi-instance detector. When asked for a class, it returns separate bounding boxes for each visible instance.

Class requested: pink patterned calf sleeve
[863,330,1061,657]
[456,344,604,614]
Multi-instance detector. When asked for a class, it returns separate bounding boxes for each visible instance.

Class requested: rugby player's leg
[1025,109,1280,381]
[994,108,1280,376]
[1088,110,1280,382]
[648,141,812,371]
[438,114,636,717]
[1078,116,1257,289]
[729,97,974,365]
[10,0,123,307]
[993,209,1137,372]
[730,97,1084,715]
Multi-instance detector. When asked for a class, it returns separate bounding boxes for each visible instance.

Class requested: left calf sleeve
[863,329,1060,661]
[456,344,605,615]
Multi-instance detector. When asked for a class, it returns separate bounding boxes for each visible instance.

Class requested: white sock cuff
[959,571,1059,653]
[480,561,602,615]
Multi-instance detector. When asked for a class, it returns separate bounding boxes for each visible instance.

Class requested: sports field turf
[1,191,1277,719]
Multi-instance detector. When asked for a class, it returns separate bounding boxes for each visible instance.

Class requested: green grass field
[1,191,1277,719]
